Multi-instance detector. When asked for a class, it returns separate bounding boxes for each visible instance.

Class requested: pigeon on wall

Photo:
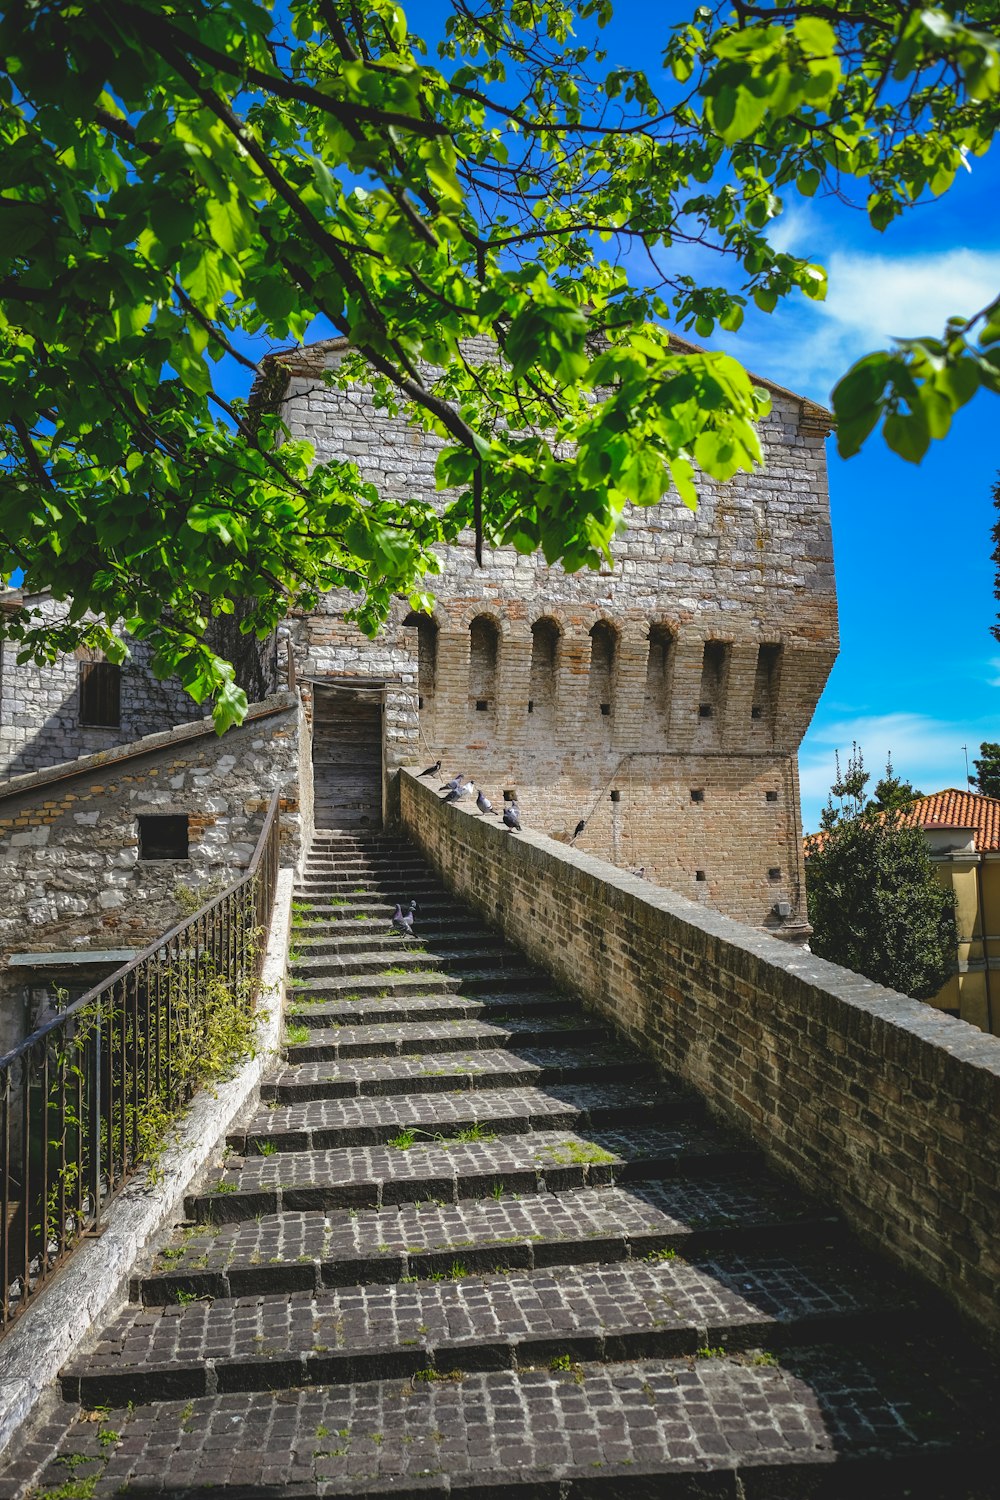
[476,789,494,816]
[445,779,475,803]
[439,772,464,792]
[420,760,442,777]
[502,802,522,833]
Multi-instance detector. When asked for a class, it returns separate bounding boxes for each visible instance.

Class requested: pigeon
[572,819,586,841]
[502,802,522,833]
[476,789,494,816]
[445,779,475,803]
[392,899,417,936]
[439,772,464,792]
[420,760,442,777]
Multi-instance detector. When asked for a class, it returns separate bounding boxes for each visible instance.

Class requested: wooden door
[312,684,383,829]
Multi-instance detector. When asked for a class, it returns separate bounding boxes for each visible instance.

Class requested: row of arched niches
[404,613,784,749]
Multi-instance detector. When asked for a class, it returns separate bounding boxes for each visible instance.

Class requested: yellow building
[908,790,1000,1035]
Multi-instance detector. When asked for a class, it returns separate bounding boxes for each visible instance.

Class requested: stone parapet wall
[400,769,1000,1340]
[0,692,304,967]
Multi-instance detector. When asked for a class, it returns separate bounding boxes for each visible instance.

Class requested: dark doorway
[312,683,384,830]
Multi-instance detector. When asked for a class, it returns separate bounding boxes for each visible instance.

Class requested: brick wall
[401,769,1000,1340]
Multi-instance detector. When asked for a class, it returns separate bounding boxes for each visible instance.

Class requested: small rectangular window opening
[765,790,779,803]
[610,789,621,803]
[768,867,782,881]
[527,700,534,714]
[138,815,189,861]
[476,699,489,712]
[698,703,713,719]
[600,702,611,716]
[80,661,121,728]
[418,695,424,710]
[695,870,707,882]
[751,705,763,721]
[690,789,704,803]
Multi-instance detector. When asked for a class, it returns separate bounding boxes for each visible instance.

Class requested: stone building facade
[0,693,306,1053]
[269,335,838,937]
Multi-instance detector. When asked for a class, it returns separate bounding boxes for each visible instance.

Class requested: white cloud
[797,711,994,832]
[718,239,1000,403]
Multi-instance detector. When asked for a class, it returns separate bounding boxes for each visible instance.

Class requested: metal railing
[0,789,282,1332]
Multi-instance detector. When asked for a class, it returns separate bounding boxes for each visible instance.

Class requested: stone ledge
[0,866,294,1458]
[0,690,297,806]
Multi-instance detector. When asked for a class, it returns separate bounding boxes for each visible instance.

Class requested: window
[469,615,500,717]
[588,621,618,722]
[79,661,121,728]
[138,815,189,860]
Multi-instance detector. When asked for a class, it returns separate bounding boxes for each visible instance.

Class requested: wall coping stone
[0,690,298,807]
[0,867,293,1457]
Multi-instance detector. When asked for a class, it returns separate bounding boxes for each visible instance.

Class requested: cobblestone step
[63,1249,919,1408]
[289,944,532,981]
[291,922,487,950]
[288,966,553,1001]
[285,990,581,1028]
[184,1126,762,1222]
[283,1014,611,1062]
[260,1043,655,1102]
[291,897,463,920]
[230,1081,682,1154]
[19,1344,997,1500]
[139,1177,842,1304]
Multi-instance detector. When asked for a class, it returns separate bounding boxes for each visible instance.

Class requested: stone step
[283,1014,609,1062]
[231,1082,681,1154]
[288,944,531,982]
[288,966,552,1002]
[290,896,462,920]
[184,1125,761,1221]
[62,1249,919,1408]
[285,990,579,1028]
[35,1345,996,1496]
[138,1176,841,1304]
[289,922,488,951]
[260,1043,655,1102]
[296,874,448,893]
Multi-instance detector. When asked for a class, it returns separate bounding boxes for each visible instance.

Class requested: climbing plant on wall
[2,0,1000,727]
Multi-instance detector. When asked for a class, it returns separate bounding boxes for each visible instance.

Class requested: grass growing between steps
[388,1123,499,1150]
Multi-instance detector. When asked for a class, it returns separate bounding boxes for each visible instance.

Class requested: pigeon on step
[392,900,417,936]
[502,802,522,833]
[420,760,442,777]
[476,789,494,816]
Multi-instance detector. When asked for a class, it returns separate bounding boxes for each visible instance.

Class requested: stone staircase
[5,832,997,1497]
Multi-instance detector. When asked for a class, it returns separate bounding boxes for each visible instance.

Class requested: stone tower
[261,335,838,937]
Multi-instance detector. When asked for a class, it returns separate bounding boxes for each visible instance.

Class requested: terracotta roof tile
[805,789,1000,855]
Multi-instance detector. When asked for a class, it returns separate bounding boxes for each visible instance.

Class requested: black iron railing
[0,789,282,1332]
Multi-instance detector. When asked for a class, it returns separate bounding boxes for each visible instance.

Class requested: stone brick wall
[0,692,305,1046]
[275,336,838,933]
[401,769,1000,1340]
[0,591,207,779]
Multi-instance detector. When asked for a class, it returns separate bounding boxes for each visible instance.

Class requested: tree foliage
[3,1,1000,726]
[805,746,957,999]
[971,740,1000,796]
